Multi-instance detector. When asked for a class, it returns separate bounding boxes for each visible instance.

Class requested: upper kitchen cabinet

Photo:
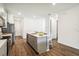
[0,8,8,28]
[2,11,7,28]
[0,16,4,27]
[8,14,14,24]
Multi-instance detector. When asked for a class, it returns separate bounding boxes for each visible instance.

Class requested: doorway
[14,17,23,37]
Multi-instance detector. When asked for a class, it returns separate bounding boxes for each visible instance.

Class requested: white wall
[23,17,45,38]
[58,6,79,49]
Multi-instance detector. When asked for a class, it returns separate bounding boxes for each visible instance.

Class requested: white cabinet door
[37,37,47,53]
[0,39,7,56]
[0,17,3,26]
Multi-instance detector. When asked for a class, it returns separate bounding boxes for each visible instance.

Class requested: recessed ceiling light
[33,15,36,18]
[52,3,56,6]
[18,12,21,15]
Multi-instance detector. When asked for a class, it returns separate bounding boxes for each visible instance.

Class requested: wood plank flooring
[9,36,79,56]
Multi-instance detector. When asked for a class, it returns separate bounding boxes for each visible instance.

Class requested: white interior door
[14,19,22,36]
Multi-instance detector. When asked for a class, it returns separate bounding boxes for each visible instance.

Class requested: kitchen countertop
[2,33,12,37]
[28,32,48,37]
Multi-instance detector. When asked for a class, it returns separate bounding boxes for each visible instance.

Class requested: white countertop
[28,32,48,37]
[2,33,12,37]
[0,39,7,48]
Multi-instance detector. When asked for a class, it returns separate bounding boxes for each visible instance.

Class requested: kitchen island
[27,32,49,54]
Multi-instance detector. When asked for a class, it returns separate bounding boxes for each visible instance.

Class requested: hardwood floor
[9,36,79,56]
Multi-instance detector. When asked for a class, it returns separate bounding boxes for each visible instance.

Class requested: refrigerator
[7,22,15,44]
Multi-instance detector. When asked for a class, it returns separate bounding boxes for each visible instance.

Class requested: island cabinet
[0,39,7,56]
[27,33,48,54]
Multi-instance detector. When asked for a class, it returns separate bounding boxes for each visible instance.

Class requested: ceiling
[3,3,79,17]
